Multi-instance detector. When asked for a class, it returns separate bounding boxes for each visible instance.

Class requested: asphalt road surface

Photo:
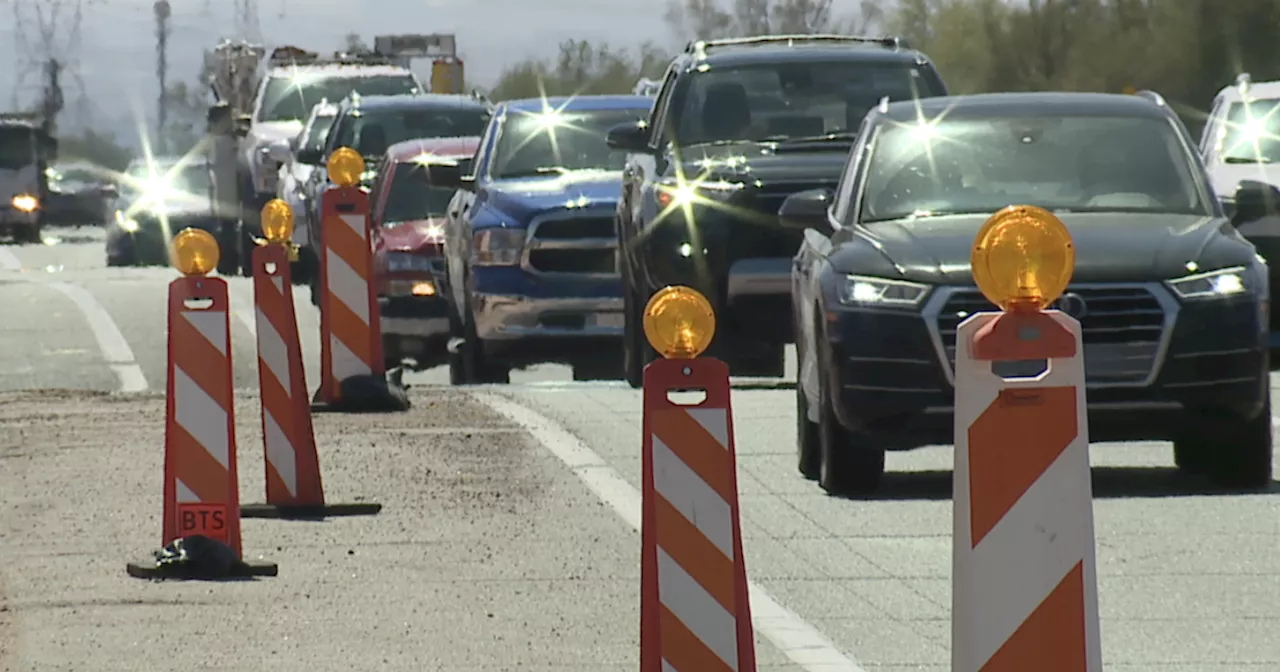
[2,226,1280,671]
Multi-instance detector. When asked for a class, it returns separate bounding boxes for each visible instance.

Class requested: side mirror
[779,188,835,230]
[1232,180,1280,223]
[265,141,291,163]
[296,146,322,165]
[459,174,477,192]
[606,121,650,152]
[234,114,252,138]
[426,162,463,189]
[99,184,118,199]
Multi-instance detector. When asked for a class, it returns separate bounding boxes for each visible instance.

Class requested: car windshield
[0,127,35,170]
[381,162,462,223]
[490,107,648,178]
[257,74,420,122]
[859,114,1210,222]
[124,162,210,199]
[330,107,490,159]
[1219,98,1280,163]
[303,114,337,153]
[673,61,943,146]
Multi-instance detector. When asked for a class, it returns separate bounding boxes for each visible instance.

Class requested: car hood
[0,166,39,200]
[1208,162,1280,198]
[834,212,1247,284]
[380,218,446,253]
[126,198,213,218]
[669,141,850,183]
[247,121,302,150]
[485,170,622,222]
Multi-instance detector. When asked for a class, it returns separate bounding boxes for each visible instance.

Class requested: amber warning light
[643,285,716,359]
[971,204,1075,313]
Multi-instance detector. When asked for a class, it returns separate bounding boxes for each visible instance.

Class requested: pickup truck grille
[930,284,1171,387]
[522,210,618,277]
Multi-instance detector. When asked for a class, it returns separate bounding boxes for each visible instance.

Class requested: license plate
[594,313,625,328]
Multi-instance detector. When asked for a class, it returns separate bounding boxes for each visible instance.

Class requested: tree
[663,0,882,39]
[488,39,671,100]
[57,128,132,172]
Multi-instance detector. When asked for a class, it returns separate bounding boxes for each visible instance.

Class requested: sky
[0,0,681,143]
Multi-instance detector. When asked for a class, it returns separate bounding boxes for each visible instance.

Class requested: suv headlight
[385,252,434,272]
[472,227,525,266]
[1167,266,1251,300]
[655,177,742,208]
[838,275,930,307]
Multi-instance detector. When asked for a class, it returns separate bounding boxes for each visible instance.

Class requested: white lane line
[47,281,148,392]
[0,247,21,270]
[473,392,869,672]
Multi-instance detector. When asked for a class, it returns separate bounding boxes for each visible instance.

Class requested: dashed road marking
[47,281,147,392]
[0,247,21,271]
[473,391,870,672]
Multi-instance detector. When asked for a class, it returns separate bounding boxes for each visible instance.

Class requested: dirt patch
[0,386,639,670]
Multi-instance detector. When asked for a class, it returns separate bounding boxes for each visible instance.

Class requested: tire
[216,221,240,276]
[13,225,40,244]
[1175,393,1274,489]
[447,295,509,385]
[815,333,885,495]
[623,284,657,389]
[573,355,625,382]
[729,345,786,378]
[796,382,820,480]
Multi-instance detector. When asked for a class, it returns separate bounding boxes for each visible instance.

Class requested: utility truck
[203,34,464,276]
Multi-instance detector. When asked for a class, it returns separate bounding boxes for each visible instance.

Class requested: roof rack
[1133,89,1167,107]
[1236,72,1252,95]
[684,34,909,56]
[267,44,397,69]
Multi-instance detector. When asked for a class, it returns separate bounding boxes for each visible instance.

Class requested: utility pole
[41,57,63,132]
[154,0,170,152]
[233,0,259,41]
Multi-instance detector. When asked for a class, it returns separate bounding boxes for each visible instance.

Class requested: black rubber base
[311,369,411,414]
[240,502,382,519]
[126,559,278,580]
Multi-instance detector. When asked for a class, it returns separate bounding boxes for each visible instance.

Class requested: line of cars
[99,32,1280,496]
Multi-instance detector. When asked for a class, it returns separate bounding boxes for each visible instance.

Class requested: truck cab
[430,95,654,384]
[0,114,56,243]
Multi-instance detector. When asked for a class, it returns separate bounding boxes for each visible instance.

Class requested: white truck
[0,113,57,244]
[205,38,448,276]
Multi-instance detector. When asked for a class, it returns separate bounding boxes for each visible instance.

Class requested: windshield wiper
[497,166,569,178]
[773,132,859,144]
[1223,156,1275,164]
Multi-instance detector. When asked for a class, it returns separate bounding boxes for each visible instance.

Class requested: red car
[370,136,480,370]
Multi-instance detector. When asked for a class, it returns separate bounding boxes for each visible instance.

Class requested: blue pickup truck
[429,95,653,384]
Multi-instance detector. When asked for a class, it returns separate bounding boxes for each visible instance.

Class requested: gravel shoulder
[0,388,640,671]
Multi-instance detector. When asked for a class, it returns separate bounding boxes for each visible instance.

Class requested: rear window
[257,73,420,122]
[381,161,461,222]
[673,60,945,144]
[330,107,490,158]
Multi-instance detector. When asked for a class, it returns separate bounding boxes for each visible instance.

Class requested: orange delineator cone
[952,309,1102,671]
[315,185,389,408]
[240,243,381,519]
[640,356,756,672]
[127,274,276,578]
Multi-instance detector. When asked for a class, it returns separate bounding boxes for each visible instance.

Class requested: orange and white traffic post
[951,205,1102,670]
[127,227,276,579]
[639,286,756,672]
[239,200,382,520]
[315,146,399,410]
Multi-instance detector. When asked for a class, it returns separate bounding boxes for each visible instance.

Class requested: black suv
[608,35,949,387]
[787,91,1272,494]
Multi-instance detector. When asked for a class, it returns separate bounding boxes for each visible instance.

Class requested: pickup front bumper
[468,265,624,366]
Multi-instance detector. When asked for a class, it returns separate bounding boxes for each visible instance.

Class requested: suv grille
[933,285,1168,386]
[523,211,617,276]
